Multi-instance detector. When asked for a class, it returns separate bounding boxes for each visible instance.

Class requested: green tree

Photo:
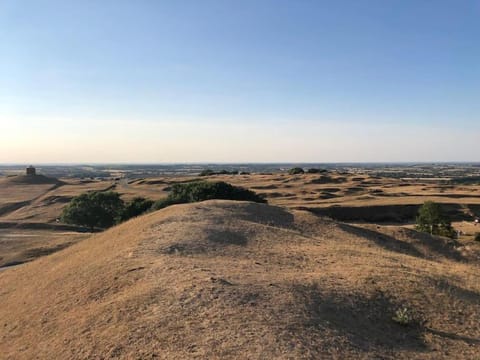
[153,181,266,210]
[120,197,154,221]
[288,167,305,175]
[415,201,455,238]
[306,168,326,174]
[199,169,215,176]
[61,191,125,231]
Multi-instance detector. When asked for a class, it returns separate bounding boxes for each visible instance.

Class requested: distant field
[0,170,479,268]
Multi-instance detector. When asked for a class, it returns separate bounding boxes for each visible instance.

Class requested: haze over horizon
[1,1,478,163]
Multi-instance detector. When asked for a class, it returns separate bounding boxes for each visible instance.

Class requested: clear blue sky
[0,0,478,163]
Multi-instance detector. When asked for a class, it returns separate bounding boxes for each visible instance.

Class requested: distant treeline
[199,169,250,176]
[449,176,480,185]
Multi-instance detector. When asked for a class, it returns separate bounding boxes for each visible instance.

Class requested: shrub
[120,197,154,221]
[392,307,412,326]
[288,167,305,175]
[415,201,456,238]
[153,181,266,210]
[475,233,480,242]
[61,191,125,231]
[199,169,239,176]
[306,168,326,174]
[199,169,215,176]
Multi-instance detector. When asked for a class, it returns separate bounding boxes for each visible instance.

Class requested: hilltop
[0,200,479,359]
[1,174,64,186]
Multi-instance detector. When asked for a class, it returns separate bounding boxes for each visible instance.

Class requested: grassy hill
[1,174,64,186]
[0,200,479,359]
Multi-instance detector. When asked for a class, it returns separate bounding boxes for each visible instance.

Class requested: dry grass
[1,200,479,359]
[0,229,90,268]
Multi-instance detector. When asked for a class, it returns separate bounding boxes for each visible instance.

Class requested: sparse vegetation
[288,167,305,175]
[199,169,215,176]
[415,201,456,238]
[392,307,412,326]
[153,181,266,210]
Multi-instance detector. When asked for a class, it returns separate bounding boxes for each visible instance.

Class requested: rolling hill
[0,200,479,359]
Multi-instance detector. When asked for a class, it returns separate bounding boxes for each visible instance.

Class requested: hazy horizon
[1,1,478,163]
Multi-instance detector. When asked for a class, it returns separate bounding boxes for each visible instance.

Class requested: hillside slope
[0,200,479,359]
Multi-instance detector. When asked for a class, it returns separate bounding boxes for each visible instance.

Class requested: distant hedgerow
[152,181,266,210]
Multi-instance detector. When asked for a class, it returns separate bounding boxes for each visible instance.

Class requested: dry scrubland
[0,172,480,358]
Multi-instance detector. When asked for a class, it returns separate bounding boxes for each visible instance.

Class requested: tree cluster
[61,191,152,231]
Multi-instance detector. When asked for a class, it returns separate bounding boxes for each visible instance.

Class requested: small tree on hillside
[61,191,125,231]
[415,201,455,238]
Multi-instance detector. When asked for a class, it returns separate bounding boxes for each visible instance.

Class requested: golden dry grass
[1,200,479,359]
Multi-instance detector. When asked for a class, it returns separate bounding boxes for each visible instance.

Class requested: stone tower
[26,165,36,176]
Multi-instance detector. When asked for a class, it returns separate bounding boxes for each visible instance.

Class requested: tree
[61,191,125,231]
[288,167,305,175]
[306,168,326,174]
[153,181,266,210]
[415,201,455,238]
[199,169,215,176]
[120,197,154,221]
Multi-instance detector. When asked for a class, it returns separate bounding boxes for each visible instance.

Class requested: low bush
[153,181,266,210]
[120,197,154,221]
[475,233,480,242]
[306,168,327,174]
[199,169,215,176]
[288,167,305,175]
[392,307,412,326]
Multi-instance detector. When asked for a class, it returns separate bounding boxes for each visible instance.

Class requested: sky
[0,0,478,163]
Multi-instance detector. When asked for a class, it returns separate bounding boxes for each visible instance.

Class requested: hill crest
[0,200,479,359]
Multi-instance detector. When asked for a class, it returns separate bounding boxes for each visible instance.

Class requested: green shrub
[199,169,240,176]
[199,169,215,176]
[306,168,326,174]
[153,181,266,210]
[475,233,480,242]
[120,197,154,221]
[288,167,305,175]
[415,201,456,238]
[61,191,125,230]
[392,307,412,326]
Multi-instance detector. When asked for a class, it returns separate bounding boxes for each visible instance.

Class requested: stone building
[26,165,36,176]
